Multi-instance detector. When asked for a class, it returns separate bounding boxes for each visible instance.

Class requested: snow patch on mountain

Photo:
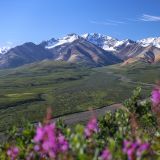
[138,37,160,48]
[82,33,134,52]
[0,46,11,54]
[82,33,118,51]
[46,34,80,49]
[44,33,160,54]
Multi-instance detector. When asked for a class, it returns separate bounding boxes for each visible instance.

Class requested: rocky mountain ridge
[0,33,160,68]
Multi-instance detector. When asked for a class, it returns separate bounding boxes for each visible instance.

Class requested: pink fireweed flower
[151,88,160,106]
[123,139,150,160]
[34,125,44,142]
[100,148,112,160]
[7,146,19,160]
[85,117,98,137]
[151,87,160,126]
[34,123,57,157]
[136,143,150,157]
[33,123,68,158]
[57,133,69,152]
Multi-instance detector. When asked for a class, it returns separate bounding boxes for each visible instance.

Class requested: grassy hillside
[0,61,159,131]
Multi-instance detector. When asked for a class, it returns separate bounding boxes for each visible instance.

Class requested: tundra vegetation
[0,86,160,160]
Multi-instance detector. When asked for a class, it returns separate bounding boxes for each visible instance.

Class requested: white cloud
[140,14,160,22]
[90,20,117,26]
[107,20,126,24]
[90,19,126,26]
[125,18,139,22]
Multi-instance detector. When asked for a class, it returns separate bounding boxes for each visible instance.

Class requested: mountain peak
[66,33,79,37]
[82,33,118,51]
[82,33,115,40]
[45,33,80,49]
[137,37,160,48]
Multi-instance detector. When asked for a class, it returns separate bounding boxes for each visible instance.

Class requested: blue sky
[0,0,160,47]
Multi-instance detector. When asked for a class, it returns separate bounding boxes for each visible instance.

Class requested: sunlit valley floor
[0,60,159,131]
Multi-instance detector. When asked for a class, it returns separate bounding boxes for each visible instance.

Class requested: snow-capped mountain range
[0,33,160,68]
[1,33,160,55]
[44,33,160,52]
[43,33,160,63]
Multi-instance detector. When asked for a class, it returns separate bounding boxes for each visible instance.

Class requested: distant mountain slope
[82,33,160,63]
[0,34,122,69]
[46,36,122,66]
[0,33,160,68]
[0,42,53,68]
[122,45,160,65]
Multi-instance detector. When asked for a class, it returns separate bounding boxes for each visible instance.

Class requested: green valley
[0,61,159,131]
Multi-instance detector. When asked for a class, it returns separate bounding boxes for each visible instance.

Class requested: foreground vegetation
[0,86,160,159]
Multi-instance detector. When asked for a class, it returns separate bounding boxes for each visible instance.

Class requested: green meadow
[0,61,159,131]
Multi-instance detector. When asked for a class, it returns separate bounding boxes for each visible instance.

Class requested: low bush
[0,86,160,160]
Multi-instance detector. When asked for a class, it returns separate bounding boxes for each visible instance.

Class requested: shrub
[0,87,160,160]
